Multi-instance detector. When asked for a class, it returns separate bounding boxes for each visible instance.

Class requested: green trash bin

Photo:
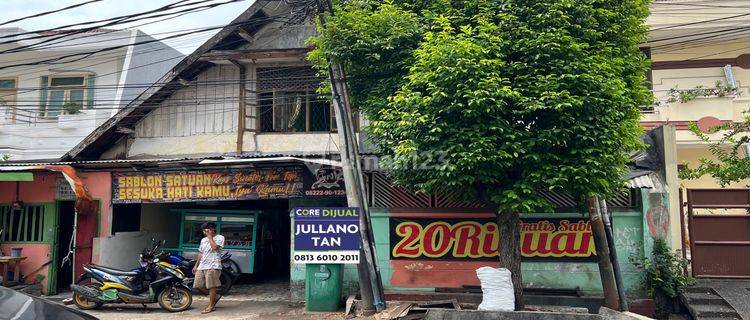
[305,264,343,311]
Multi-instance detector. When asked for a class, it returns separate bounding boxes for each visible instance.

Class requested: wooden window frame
[0,77,18,123]
[260,89,334,133]
[42,73,90,118]
[0,204,46,243]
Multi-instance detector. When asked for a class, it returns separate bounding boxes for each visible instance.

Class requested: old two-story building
[0,2,672,314]
[644,1,750,279]
[0,27,183,160]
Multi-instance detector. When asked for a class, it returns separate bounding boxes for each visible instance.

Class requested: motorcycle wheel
[73,283,103,310]
[158,286,192,312]
[227,260,241,277]
[218,270,234,295]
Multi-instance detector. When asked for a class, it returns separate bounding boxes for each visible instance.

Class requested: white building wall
[134,64,240,138]
[0,50,126,160]
[0,29,183,161]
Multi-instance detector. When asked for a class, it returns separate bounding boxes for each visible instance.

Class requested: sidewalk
[48,281,359,320]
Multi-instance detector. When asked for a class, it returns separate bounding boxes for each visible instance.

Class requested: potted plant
[62,101,82,115]
[632,238,693,320]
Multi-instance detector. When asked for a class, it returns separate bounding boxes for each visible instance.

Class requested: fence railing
[0,105,39,124]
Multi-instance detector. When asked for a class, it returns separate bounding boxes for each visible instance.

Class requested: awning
[0,172,33,181]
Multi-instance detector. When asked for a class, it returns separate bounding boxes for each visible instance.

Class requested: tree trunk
[498,210,524,310]
[588,196,620,310]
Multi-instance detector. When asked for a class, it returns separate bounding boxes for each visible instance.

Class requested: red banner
[389,217,596,261]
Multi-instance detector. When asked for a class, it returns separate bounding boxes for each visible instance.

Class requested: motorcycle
[157,250,239,295]
[70,240,193,312]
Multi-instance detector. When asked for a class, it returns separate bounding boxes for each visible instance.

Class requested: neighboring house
[0,27,184,160]
[643,1,750,280]
[645,1,750,189]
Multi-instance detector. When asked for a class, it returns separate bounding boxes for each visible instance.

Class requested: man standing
[193,222,224,314]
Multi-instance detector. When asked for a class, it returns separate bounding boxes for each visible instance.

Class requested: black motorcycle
[70,240,193,312]
[157,250,238,295]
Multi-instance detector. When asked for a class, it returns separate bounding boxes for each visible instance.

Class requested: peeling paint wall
[0,171,111,294]
[369,207,649,298]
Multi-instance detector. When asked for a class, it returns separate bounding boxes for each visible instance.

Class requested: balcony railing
[0,105,38,124]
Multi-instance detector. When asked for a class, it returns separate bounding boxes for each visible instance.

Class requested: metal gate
[686,189,750,278]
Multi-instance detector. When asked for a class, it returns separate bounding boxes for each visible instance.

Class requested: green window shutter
[39,76,49,113]
[86,74,95,108]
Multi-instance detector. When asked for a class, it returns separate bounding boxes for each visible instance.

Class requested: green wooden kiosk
[174,209,260,274]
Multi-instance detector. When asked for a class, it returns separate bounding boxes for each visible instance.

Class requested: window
[260,90,332,132]
[182,215,218,246]
[0,205,45,242]
[180,214,256,249]
[43,75,89,117]
[221,216,255,248]
[257,66,333,133]
[0,78,17,122]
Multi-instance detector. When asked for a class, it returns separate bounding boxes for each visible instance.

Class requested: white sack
[476,266,515,311]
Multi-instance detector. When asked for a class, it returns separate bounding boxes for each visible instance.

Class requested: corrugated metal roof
[625,174,655,189]
[0,152,333,168]
[0,158,203,167]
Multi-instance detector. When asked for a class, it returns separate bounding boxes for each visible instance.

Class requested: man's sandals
[201,295,222,314]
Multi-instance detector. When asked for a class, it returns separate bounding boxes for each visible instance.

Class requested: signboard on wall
[56,178,76,200]
[293,207,360,264]
[112,167,303,203]
[303,166,346,197]
[389,217,596,261]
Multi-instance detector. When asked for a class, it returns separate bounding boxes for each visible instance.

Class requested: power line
[0,0,105,27]
[0,0,196,42]
[0,14,284,71]
[0,13,289,104]
[13,11,226,53]
[0,0,243,55]
[650,11,750,32]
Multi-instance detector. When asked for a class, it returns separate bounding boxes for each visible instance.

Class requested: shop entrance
[55,201,75,292]
[109,199,293,282]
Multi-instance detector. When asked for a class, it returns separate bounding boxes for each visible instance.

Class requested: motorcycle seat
[89,264,140,276]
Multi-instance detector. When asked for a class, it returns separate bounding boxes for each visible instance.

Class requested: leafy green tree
[310,0,651,308]
[680,116,750,186]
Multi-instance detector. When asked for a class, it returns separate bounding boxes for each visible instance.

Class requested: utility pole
[599,198,628,311]
[231,60,246,154]
[316,0,385,312]
[588,196,620,310]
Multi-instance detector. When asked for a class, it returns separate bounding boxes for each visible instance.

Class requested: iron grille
[369,172,637,209]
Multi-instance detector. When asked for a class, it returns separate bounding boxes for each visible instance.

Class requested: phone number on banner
[293,251,360,264]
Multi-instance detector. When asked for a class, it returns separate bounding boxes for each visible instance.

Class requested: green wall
[370,208,649,298]
[289,190,660,301]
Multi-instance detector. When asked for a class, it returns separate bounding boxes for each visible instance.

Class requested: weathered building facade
[0,3,672,314]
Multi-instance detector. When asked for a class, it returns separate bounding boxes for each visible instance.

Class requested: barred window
[257,66,333,133]
[0,205,45,242]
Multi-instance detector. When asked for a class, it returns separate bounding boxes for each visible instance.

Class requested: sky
[0,0,256,54]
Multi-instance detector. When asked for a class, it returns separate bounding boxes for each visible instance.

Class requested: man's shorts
[193,269,222,290]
